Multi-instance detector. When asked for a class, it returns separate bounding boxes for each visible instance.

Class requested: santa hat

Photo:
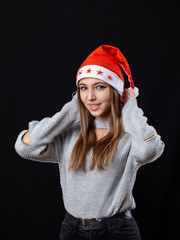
[76,45,138,96]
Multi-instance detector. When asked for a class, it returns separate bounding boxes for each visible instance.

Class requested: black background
[1,0,180,239]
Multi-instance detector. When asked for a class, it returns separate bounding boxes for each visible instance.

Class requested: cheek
[100,90,111,103]
[101,92,111,110]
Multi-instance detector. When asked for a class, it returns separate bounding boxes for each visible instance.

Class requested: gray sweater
[15,96,164,219]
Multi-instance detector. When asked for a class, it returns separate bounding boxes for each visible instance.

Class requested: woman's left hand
[120,88,135,108]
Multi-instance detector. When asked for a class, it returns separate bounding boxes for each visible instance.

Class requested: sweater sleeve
[14,96,80,163]
[122,98,165,165]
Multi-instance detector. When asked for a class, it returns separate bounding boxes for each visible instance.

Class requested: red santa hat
[76,44,138,96]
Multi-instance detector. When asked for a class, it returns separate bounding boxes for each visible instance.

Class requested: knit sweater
[15,96,164,219]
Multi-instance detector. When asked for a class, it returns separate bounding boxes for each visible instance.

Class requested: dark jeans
[60,214,141,240]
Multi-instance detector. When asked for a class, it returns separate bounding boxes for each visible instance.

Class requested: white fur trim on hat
[76,65,124,95]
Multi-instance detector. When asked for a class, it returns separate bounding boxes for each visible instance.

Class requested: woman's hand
[120,88,135,108]
[22,131,31,144]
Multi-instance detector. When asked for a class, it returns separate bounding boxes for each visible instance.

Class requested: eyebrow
[79,82,107,86]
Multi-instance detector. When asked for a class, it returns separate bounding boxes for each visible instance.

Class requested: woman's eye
[97,85,105,90]
[80,86,87,91]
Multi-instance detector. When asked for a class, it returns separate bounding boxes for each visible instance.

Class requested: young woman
[15,45,165,240]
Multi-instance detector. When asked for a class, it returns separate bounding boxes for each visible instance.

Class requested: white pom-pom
[128,87,139,97]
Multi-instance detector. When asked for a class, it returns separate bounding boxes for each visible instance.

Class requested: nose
[87,89,96,101]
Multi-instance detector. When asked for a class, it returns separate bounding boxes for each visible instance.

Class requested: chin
[90,113,100,118]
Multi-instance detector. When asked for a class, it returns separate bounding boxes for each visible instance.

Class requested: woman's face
[79,78,111,120]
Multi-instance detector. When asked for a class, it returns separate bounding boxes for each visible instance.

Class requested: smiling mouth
[88,104,101,110]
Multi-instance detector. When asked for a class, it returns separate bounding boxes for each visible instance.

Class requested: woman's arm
[121,89,165,165]
[15,95,80,163]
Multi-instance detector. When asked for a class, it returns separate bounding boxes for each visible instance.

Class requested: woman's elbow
[14,131,33,159]
[133,138,165,165]
[15,141,31,160]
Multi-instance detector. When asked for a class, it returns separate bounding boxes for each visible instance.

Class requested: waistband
[64,211,132,231]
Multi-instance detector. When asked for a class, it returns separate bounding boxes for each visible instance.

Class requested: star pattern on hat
[86,68,92,74]
[78,70,82,76]
[107,75,112,80]
[97,70,103,75]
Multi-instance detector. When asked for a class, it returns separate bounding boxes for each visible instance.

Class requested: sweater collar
[94,119,111,129]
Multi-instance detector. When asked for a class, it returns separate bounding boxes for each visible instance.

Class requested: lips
[88,103,101,111]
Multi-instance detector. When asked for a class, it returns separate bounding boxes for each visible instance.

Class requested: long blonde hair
[69,86,124,171]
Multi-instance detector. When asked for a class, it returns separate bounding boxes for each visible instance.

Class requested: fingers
[120,88,135,109]
[120,98,125,109]
[122,88,135,101]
